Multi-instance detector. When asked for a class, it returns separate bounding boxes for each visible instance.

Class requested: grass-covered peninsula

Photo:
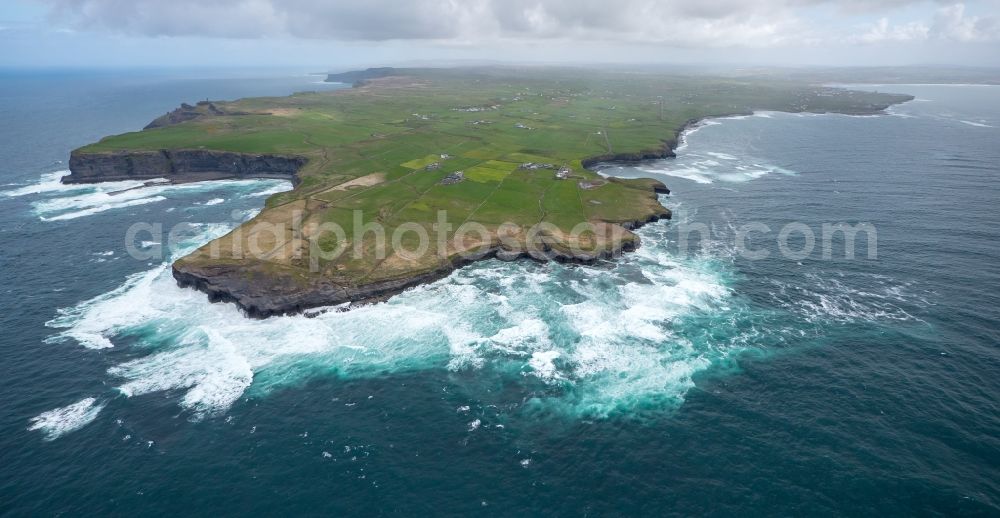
[67,67,912,317]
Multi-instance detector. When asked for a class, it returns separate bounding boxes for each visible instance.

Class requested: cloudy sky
[1,0,998,68]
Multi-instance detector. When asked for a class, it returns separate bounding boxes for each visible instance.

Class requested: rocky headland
[64,67,913,318]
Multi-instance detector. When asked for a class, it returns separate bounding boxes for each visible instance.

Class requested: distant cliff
[64,149,306,184]
[325,67,400,86]
[144,101,249,130]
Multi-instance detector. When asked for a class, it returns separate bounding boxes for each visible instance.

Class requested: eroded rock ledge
[171,202,671,319]
[64,149,306,185]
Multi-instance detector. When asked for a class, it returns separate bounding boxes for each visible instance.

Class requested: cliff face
[171,204,671,319]
[64,149,307,184]
[172,259,470,319]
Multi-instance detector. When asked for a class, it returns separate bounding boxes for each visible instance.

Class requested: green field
[74,67,912,306]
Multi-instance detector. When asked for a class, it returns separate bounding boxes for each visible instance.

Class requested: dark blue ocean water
[1,71,998,516]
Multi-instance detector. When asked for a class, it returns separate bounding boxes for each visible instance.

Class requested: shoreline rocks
[171,206,671,319]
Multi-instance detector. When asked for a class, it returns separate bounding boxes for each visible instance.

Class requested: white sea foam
[766,273,926,324]
[46,222,237,349]
[641,165,715,184]
[886,105,918,118]
[111,328,255,417]
[491,318,551,356]
[33,181,275,221]
[35,109,787,429]
[6,171,290,221]
[40,196,168,221]
[43,205,746,425]
[959,120,995,128]
[642,157,796,185]
[640,112,806,185]
[528,351,562,382]
[1,171,112,197]
[250,183,294,197]
[31,99,939,434]
[28,397,105,440]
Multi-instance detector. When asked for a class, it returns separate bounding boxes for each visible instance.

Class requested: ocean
[1,70,998,515]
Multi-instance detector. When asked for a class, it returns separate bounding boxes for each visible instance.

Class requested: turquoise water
[1,72,998,515]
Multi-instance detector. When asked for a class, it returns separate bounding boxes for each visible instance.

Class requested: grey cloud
[851,2,1000,43]
[42,0,285,38]
[282,0,473,40]
[35,0,1000,46]
[931,3,1000,41]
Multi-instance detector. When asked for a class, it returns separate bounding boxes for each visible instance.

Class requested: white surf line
[28,397,106,441]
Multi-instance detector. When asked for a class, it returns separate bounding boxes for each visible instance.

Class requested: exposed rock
[172,205,670,319]
[172,260,461,319]
[144,101,245,130]
[63,149,307,185]
[494,248,525,262]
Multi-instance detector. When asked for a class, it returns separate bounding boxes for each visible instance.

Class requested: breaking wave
[28,108,930,439]
[959,120,995,128]
[1,170,97,197]
[2,170,290,221]
[642,114,799,184]
[640,154,797,184]
[38,198,767,434]
[27,397,106,441]
[39,196,168,221]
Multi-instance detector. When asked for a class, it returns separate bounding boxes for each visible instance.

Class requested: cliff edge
[64,149,306,185]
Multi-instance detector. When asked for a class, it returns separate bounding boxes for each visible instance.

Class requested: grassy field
[77,67,912,294]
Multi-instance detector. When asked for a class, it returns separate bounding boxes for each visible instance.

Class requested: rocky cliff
[144,101,249,130]
[64,149,307,184]
[171,202,671,319]
[325,67,400,85]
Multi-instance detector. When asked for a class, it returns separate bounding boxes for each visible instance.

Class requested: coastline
[61,81,913,319]
[78,106,900,319]
[170,210,669,320]
[9,73,1000,517]
[163,108,852,319]
[168,175,671,319]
